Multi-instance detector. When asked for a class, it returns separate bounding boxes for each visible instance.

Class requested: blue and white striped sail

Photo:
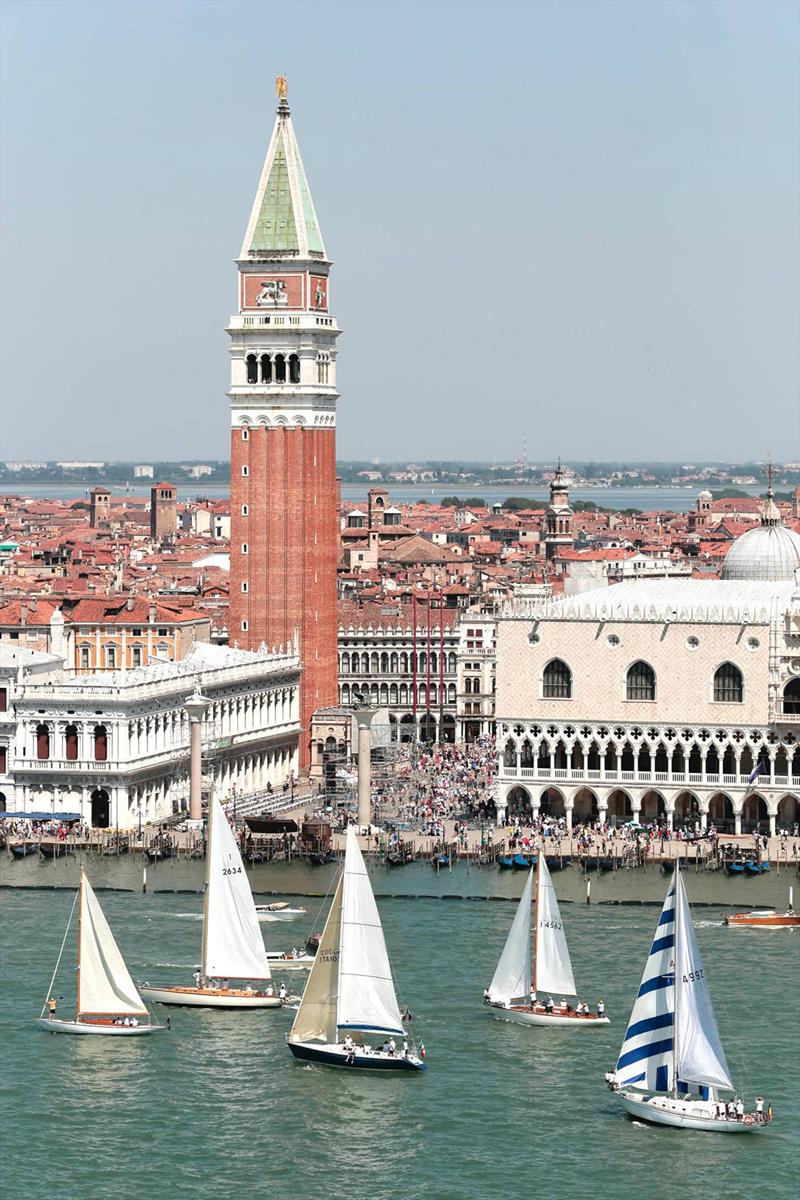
[673,867,734,1091]
[615,877,676,1093]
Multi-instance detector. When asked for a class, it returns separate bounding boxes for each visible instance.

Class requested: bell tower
[544,460,574,561]
[228,80,341,766]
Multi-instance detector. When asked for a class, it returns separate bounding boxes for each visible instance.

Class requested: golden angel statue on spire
[276,76,288,101]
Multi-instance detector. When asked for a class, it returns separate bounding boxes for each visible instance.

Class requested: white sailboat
[140,796,280,1008]
[38,869,165,1036]
[606,863,772,1132]
[485,858,609,1027]
[287,827,426,1071]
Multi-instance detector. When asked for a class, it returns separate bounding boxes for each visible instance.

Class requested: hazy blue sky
[1,0,798,463]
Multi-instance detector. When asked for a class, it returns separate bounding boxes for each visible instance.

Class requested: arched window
[713,662,743,703]
[504,740,518,768]
[543,658,572,699]
[260,354,272,383]
[288,354,300,384]
[626,661,656,701]
[65,723,79,761]
[94,724,108,762]
[36,723,50,760]
[274,353,286,383]
[783,678,800,715]
[246,354,258,384]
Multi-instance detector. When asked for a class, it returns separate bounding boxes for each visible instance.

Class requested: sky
[1,0,798,464]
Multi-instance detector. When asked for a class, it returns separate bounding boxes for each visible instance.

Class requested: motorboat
[255,901,307,922]
[725,888,799,928]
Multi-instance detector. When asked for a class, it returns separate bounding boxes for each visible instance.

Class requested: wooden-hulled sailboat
[140,796,280,1008]
[606,863,772,1131]
[485,857,609,1027]
[287,827,426,1071]
[38,869,165,1036]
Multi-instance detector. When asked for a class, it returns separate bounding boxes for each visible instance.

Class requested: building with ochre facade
[228,83,340,766]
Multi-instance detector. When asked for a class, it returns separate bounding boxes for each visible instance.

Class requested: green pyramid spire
[241,98,326,259]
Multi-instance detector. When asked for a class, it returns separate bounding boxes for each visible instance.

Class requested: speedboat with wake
[140,796,280,1009]
[287,827,425,1071]
[38,869,165,1036]
[606,863,772,1132]
[725,887,799,929]
[255,901,307,922]
[485,857,608,1027]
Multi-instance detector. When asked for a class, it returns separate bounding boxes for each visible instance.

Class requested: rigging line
[40,888,79,1018]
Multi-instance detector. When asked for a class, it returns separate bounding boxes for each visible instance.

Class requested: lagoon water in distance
[0,482,767,513]
[2,864,798,1200]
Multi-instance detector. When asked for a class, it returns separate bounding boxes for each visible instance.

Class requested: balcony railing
[500,764,796,789]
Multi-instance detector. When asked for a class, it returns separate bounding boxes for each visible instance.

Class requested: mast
[200,790,214,980]
[672,862,680,1096]
[531,864,539,996]
[76,869,84,1019]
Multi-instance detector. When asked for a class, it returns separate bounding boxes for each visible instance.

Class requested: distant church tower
[228,80,340,766]
[688,488,712,532]
[544,461,574,560]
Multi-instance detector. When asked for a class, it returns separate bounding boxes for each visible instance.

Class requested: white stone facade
[455,613,496,742]
[0,642,301,828]
[338,615,459,742]
[495,579,800,833]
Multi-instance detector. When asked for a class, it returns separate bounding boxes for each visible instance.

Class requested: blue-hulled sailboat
[287,828,425,1072]
[606,863,771,1132]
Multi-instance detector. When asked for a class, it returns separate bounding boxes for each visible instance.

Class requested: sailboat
[287,827,426,1070]
[140,796,280,1008]
[485,858,609,1027]
[38,869,165,1036]
[606,863,772,1131]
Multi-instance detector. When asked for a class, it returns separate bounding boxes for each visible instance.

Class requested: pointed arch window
[246,354,258,384]
[626,661,656,701]
[783,678,800,715]
[542,658,572,699]
[713,662,743,703]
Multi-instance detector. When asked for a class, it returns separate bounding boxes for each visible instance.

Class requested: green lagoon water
[1,862,798,1200]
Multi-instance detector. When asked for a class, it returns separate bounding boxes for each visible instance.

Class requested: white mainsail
[203,796,272,981]
[289,874,343,1044]
[615,877,676,1092]
[78,873,148,1016]
[337,827,405,1036]
[488,869,532,1005]
[534,855,576,997]
[673,867,734,1091]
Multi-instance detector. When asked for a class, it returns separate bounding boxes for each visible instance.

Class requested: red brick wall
[230,423,339,768]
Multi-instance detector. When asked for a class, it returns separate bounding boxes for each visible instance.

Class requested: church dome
[721,490,800,582]
[697,489,712,501]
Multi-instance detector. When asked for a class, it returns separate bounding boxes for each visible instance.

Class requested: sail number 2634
[682,968,704,983]
[222,866,242,876]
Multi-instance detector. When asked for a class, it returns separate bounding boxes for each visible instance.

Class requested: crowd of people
[374,735,498,832]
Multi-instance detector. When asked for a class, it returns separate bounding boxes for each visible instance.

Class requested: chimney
[149,600,157,624]
[20,600,27,627]
[126,594,135,611]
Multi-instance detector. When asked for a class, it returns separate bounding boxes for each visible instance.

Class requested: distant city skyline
[1,0,798,462]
